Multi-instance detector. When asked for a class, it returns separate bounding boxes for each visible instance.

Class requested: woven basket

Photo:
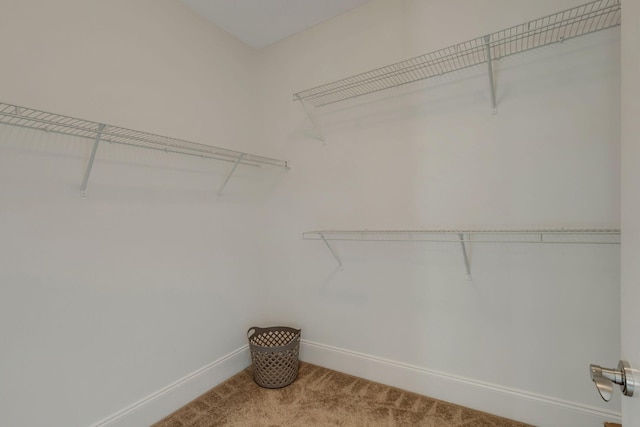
[247,326,301,389]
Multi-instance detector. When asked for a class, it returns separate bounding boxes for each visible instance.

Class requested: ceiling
[179,0,371,49]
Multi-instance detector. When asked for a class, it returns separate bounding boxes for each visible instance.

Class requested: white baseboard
[88,340,621,427]
[90,345,251,427]
[300,340,622,427]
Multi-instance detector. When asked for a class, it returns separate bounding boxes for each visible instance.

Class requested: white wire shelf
[303,229,621,244]
[293,0,621,109]
[0,101,288,196]
[0,102,288,168]
[304,229,621,279]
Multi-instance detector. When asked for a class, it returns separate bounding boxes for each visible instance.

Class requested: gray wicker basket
[247,326,301,389]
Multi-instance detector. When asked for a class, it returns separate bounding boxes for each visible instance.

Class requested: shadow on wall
[0,123,288,204]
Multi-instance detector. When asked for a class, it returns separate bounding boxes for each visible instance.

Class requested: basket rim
[247,326,301,349]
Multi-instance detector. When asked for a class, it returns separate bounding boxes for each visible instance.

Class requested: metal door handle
[590,360,634,401]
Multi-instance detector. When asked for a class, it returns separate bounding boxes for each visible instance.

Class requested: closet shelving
[293,0,620,133]
[297,1,620,278]
[303,229,621,279]
[0,101,289,196]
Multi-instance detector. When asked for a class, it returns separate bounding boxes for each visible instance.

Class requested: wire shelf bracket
[459,233,473,280]
[303,229,620,279]
[294,94,324,143]
[218,153,245,195]
[292,0,620,120]
[321,233,343,270]
[0,101,289,197]
[80,123,105,197]
[484,35,497,115]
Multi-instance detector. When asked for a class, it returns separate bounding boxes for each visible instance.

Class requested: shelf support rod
[321,233,343,270]
[295,95,324,143]
[459,233,472,280]
[483,35,497,115]
[80,124,105,197]
[218,153,245,195]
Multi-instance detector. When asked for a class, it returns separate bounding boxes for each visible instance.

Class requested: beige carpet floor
[153,362,533,426]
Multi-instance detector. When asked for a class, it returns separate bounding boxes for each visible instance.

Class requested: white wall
[620,0,640,425]
[0,1,275,426]
[0,1,623,426]
[256,1,621,426]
